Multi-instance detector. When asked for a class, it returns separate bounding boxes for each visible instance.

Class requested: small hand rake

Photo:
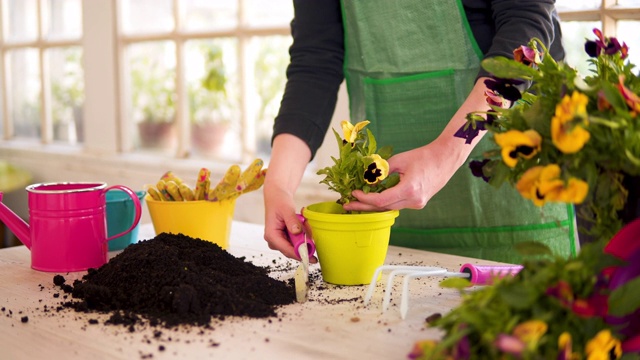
[364,263,523,319]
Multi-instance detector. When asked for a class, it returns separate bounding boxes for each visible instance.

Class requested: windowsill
[0,140,335,224]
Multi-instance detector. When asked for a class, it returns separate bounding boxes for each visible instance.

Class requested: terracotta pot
[191,122,229,156]
[138,121,176,149]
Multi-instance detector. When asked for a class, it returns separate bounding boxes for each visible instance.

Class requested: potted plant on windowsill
[190,44,232,156]
[302,120,400,286]
[52,50,84,143]
[131,56,176,150]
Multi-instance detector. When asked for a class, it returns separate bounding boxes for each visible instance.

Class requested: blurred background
[0,0,638,243]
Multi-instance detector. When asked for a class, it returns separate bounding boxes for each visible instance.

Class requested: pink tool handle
[460,263,524,285]
[288,214,315,259]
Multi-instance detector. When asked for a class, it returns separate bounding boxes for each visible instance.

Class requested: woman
[264,0,577,264]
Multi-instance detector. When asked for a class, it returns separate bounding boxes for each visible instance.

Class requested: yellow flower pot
[146,196,236,249]
[303,201,399,285]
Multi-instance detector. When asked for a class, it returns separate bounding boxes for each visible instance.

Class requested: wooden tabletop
[0,221,498,360]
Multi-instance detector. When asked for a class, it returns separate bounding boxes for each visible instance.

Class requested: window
[118,0,293,162]
[1,1,639,225]
[0,0,83,144]
[556,0,640,75]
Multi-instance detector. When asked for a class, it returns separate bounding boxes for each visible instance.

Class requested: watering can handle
[289,214,315,259]
[105,185,142,242]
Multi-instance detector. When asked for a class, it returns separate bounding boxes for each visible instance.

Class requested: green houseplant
[51,49,84,143]
[189,44,233,156]
[131,55,176,149]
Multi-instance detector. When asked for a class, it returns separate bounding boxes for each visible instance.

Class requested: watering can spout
[0,192,31,249]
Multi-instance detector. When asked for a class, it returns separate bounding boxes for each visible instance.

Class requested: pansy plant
[316,120,399,207]
[412,29,640,360]
[455,29,640,243]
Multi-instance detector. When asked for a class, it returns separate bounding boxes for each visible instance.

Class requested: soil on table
[54,232,296,328]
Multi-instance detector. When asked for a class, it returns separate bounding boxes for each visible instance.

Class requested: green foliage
[416,241,638,360]
[317,123,399,207]
[189,43,233,125]
[131,53,175,123]
[470,36,640,242]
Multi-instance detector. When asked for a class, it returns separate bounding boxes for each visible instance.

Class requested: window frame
[1,0,640,225]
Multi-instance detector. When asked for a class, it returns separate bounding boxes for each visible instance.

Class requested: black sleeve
[464,0,565,79]
[272,0,345,160]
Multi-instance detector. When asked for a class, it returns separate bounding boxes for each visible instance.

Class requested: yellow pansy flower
[512,320,548,346]
[558,332,578,360]
[585,330,622,360]
[341,120,370,144]
[363,154,389,185]
[516,164,589,206]
[558,178,589,204]
[494,129,542,168]
[551,91,590,154]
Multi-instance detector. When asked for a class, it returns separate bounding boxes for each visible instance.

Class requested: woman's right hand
[263,134,317,263]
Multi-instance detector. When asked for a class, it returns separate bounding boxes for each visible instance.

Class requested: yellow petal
[341,120,355,142]
[494,130,542,168]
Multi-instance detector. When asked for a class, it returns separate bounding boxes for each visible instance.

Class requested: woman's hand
[263,134,318,263]
[342,142,457,212]
[343,77,492,212]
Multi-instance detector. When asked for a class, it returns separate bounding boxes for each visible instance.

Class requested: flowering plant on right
[455,29,640,242]
[407,29,640,360]
[409,222,640,359]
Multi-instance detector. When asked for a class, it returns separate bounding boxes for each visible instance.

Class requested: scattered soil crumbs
[54,232,296,328]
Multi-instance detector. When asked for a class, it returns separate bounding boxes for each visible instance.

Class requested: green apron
[340,0,579,263]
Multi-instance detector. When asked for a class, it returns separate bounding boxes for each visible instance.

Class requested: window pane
[247,36,290,158]
[556,0,600,10]
[244,0,293,28]
[127,41,177,152]
[50,47,84,144]
[3,0,38,43]
[42,0,82,41]
[180,0,238,32]
[617,0,640,5]
[120,0,173,35]
[617,21,640,68]
[7,49,41,138]
[561,21,600,77]
[185,39,241,160]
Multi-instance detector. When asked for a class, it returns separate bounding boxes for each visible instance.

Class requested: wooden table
[0,221,498,360]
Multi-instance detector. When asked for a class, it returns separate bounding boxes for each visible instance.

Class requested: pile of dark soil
[54,232,296,328]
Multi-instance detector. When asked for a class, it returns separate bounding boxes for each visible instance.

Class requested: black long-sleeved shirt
[273,0,565,159]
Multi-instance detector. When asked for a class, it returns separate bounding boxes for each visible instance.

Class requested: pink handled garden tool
[288,214,316,303]
[364,263,523,319]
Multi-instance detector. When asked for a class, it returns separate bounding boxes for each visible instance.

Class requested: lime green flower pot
[303,202,399,285]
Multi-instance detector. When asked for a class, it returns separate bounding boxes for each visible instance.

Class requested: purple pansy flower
[454,119,486,144]
[484,78,523,102]
[584,28,629,59]
[469,159,490,183]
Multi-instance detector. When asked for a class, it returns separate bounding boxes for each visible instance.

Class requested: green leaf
[498,283,539,309]
[600,80,627,111]
[377,145,393,159]
[481,57,538,80]
[439,277,471,289]
[608,276,640,317]
[515,241,553,256]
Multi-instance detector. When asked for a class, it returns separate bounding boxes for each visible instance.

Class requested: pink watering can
[0,182,142,272]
